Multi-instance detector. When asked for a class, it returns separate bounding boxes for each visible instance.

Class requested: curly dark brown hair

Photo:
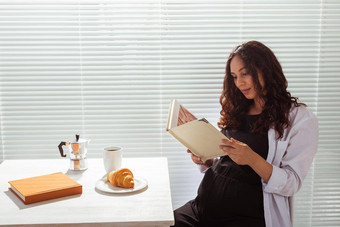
[218,41,304,139]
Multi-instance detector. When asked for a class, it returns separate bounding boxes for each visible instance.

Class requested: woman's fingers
[187,149,204,164]
[219,144,232,152]
[219,138,237,153]
[191,153,203,164]
[219,138,253,165]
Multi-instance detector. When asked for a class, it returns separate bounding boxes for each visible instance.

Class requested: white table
[0,158,174,227]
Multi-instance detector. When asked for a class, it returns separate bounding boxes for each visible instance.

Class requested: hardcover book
[166,99,229,162]
[8,172,82,205]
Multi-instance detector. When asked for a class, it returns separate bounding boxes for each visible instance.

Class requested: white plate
[95,175,148,194]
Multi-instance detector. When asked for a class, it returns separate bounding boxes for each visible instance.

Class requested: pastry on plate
[107,168,135,188]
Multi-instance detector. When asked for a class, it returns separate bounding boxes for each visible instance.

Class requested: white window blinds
[0,1,339,226]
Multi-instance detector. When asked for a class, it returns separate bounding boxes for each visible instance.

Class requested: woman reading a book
[173,41,318,227]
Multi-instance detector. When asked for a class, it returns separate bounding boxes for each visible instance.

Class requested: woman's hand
[219,138,255,165]
[219,138,273,183]
[187,149,214,167]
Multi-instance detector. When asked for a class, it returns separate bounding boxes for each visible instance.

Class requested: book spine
[25,186,82,204]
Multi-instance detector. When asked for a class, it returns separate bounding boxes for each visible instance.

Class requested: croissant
[107,168,135,188]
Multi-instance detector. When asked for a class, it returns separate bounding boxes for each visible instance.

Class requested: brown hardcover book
[8,172,82,205]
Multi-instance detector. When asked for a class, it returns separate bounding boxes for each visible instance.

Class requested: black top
[193,114,269,227]
[220,114,269,185]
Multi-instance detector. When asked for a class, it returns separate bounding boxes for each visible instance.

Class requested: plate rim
[95,175,148,194]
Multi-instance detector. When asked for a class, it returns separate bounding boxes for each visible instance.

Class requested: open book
[166,99,228,162]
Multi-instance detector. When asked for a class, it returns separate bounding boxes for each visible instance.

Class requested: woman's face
[230,55,265,102]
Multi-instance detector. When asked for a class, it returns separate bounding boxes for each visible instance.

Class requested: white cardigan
[199,105,318,227]
[263,105,318,227]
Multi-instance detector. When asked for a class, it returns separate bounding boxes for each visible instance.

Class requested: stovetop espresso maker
[58,134,90,170]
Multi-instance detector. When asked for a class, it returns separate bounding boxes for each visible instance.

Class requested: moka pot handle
[58,141,70,157]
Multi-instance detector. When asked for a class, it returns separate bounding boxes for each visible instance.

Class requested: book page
[177,105,197,126]
[167,99,197,130]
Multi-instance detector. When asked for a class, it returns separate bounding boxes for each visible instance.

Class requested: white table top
[0,158,174,227]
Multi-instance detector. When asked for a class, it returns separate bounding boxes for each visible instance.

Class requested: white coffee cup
[103,146,122,173]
